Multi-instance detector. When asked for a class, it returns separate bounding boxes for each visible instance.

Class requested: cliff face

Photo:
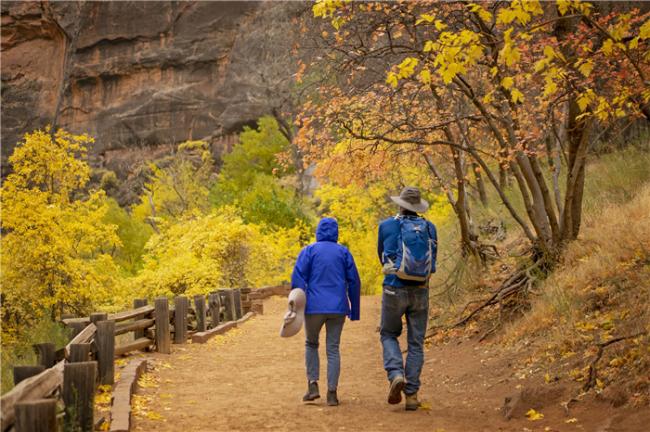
[1,1,290,170]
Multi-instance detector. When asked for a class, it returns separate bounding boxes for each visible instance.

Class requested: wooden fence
[0,285,288,432]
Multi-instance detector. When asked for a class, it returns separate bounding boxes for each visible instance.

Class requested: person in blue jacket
[291,217,361,406]
[378,186,437,411]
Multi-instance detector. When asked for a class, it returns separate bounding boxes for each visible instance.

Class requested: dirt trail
[132,296,648,432]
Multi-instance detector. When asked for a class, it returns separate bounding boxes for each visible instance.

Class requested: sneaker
[387,375,405,405]
[327,390,339,406]
[302,381,320,402]
[405,392,421,411]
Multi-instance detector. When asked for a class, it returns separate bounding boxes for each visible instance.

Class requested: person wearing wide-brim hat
[283,217,361,406]
[378,186,437,411]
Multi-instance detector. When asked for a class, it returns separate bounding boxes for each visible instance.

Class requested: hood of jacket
[316,217,339,242]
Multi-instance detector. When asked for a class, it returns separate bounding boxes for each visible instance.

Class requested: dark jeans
[380,285,429,395]
[305,313,346,391]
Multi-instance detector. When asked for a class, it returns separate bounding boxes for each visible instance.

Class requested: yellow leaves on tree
[132,207,305,299]
[312,0,348,30]
[1,129,121,345]
[133,140,213,224]
[468,3,493,23]
[499,29,521,68]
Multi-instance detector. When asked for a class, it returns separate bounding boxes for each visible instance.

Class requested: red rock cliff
[1,0,294,168]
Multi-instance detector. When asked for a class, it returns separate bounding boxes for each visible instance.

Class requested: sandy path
[132,296,648,432]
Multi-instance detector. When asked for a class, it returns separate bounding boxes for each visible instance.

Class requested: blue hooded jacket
[291,218,361,320]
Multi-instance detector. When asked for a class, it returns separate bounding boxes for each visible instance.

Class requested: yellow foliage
[1,129,121,345]
[525,408,544,420]
[133,207,305,298]
[501,76,515,90]
[133,140,213,223]
[510,88,525,103]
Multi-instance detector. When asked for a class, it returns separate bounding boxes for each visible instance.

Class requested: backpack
[382,216,435,282]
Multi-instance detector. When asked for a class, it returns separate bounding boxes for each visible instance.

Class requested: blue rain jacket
[378,215,437,288]
[291,218,361,320]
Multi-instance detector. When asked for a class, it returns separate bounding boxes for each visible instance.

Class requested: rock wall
[1,1,294,171]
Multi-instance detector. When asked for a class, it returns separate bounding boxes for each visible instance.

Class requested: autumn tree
[1,129,120,344]
[211,116,308,229]
[133,140,214,229]
[301,0,650,263]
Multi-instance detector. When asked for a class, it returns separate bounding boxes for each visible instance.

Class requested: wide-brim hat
[280,288,306,338]
[390,186,429,213]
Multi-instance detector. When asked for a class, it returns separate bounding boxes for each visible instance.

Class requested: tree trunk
[423,151,476,257]
[472,162,488,206]
[451,147,477,256]
[561,99,592,242]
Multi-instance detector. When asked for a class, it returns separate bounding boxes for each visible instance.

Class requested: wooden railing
[0,285,288,432]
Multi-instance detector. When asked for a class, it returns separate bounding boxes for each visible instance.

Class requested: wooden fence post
[133,298,148,340]
[15,398,57,432]
[208,293,221,328]
[194,295,207,332]
[217,290,227,321]
[63,361,96,432]
[234,289,243,319]
[96,320,115,385]
[69,343,91,363]
[223,289,236,321]
[89,312,108,324]
[174,296,188,344]
[154,297,171,354]
[240,288,252,314]
[13,365,45,386]
[69,322,87,340]
[33,343,56,368]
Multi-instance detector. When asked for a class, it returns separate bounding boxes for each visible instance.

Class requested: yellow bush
[132,207,305,299]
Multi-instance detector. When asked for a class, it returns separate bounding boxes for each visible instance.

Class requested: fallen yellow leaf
[526,408,544,420]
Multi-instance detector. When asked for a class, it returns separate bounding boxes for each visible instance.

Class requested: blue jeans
[380,285,429,395]
[305,313,346,391]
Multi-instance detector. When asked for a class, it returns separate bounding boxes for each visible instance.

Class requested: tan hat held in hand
[280,288,306,338]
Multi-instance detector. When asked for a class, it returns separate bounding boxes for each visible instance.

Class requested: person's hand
[283,299,298,325]
[283,310,297,325]
[382,262,396,275]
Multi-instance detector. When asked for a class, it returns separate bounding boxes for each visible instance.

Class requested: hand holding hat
[280,288,306,338]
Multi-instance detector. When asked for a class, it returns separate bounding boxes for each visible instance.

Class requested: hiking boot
[405,392,421,411]
[387,375,405,404]
[302,381,320,402]
[327,390,339,406]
